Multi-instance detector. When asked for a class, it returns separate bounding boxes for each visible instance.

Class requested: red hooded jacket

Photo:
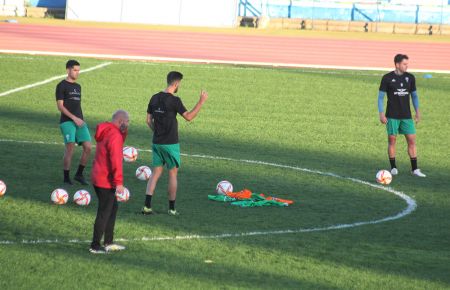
[91,122,127,189]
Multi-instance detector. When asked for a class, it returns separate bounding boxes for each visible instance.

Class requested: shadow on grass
[2,242,341,290]
[1,108,449,286]
[0,141,407,237]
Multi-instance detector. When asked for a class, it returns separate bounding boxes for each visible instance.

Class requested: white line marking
[0,49,449,74]
[2,52,449,79]
[0,138,417,245]
[118,60,450,79]
[0,62,112,97]
[0,54,35,60]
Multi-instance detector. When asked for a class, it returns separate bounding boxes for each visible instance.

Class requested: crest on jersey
[405,77,409,83]
[392,79,396,82]
[400,83,403,87]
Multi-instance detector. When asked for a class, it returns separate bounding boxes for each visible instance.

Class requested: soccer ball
[376,170,392,185]
[51,188,69,205]
[216,180,233,195]
[123,146,138,162]
[0,180,6,197]
[116,187,130,202]
[136,166,152,181]
[73,189,91,206]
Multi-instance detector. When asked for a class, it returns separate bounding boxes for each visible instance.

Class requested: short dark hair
[167,71,183,85]
[394,54,408,64]
[66,60,80,69]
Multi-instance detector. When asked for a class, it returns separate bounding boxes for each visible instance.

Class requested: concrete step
[26,7,65,19]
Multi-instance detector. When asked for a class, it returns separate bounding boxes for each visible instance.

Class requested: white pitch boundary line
[0,53,423,77]
[0,61,112,97]
[1,49,449,74]
[108,59,450,80]
[0,138,417,245]
[0,54,35,60]
[114,61,450,80]
[1,52,449,80]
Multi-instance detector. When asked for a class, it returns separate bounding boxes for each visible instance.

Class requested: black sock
[75,165,85,176]
[169,200,175,210]
[64,170,70,181]
[145,195,153,208]
[411,158,418,171]
[389,157,397,169]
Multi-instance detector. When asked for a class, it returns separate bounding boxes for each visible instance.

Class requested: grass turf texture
[0,54,449,289]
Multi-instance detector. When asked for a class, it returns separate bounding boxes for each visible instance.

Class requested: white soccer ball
[216,180,233,195]
[376,170,392,185]
[0,180,6,197]
[116,187,130,202]
[51,188,69,205]
[123,146,138,162]
[136,166,152,181]
[73,189,91,206]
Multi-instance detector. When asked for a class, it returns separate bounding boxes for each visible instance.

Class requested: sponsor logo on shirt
[392,79,396,82]
[68,88,80,101]
[69,89,80,95]
[394,89,409,96]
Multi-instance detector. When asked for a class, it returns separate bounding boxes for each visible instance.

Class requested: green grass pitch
[0,54,449,289]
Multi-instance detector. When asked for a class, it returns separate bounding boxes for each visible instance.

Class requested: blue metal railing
[351,5,374,22]
[239,0,261,17]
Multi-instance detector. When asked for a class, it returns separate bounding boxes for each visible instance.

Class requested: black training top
[147,92,188,144]
[55,80,83,124]
[379,71,416,119]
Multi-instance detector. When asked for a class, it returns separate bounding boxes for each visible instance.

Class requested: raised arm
[182,90,208,122]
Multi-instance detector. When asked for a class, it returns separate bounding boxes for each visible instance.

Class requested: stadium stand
[238,0,450,35]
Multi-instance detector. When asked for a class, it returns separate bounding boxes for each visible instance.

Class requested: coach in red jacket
[90,110,129,254]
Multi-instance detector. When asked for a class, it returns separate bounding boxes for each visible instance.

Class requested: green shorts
[386,118,416,136]
[152,143,181,169]
[60,121,92,145]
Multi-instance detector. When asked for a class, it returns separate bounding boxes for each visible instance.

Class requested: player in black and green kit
[56,60,92,185]
[378,54,426,177]
[142,71,208,216]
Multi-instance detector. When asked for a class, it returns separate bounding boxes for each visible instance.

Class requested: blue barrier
[240,1,450,25]
[27,0,66,9]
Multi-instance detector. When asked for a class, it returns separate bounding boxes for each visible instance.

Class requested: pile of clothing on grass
[208,189,294,208]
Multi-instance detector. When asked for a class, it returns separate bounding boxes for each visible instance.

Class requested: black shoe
[74,175,89,185]
[64,178,73,185]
